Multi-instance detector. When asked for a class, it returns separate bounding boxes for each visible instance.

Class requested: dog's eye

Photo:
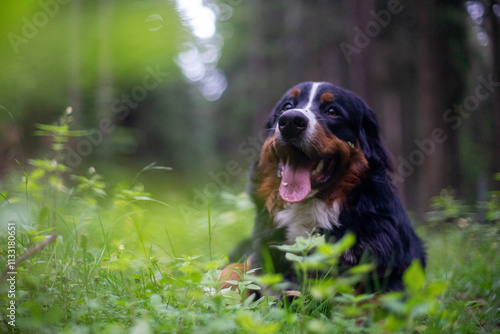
[325,106,339,117]
[282,103,293,111]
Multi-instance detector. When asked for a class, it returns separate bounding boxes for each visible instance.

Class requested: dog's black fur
[230,82,425,293]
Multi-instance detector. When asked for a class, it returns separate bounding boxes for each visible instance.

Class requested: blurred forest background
[0,0,499,219]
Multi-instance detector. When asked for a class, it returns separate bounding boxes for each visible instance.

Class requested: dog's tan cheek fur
[254,135,283,212]
[313,125,369,205]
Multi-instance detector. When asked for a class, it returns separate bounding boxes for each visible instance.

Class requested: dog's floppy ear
[264,114,275,131]
[358,108,392,171]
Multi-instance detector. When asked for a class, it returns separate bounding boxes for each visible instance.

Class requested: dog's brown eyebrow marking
[320,92,335,103]
[290,88,301,98]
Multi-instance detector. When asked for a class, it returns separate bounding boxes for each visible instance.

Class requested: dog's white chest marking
[274,199,341,243]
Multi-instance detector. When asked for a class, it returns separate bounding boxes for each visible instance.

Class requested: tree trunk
[96,0,114,160]
[417,0,468,216]
[485,0,500,173]
[346,0,375,104]
[68,0,82,127]
[97,0,114,122]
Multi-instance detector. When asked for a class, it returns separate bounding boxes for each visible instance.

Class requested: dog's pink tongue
[279,164,312,202]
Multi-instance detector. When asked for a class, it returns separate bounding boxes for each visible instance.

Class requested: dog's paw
[218,263,247,290]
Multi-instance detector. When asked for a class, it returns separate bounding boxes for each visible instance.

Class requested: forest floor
[0,167,499,333]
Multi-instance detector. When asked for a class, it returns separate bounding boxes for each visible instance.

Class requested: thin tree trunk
[97,0,114,123]
[417,0,467,216]
[485,1,500,173]
[418,0,448,215]
[347,0,375,104]
[68,0,81,126]
[248,0,271,130]
[97,0,114,158]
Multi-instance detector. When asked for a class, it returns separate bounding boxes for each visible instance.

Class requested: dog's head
[254,82,391,209]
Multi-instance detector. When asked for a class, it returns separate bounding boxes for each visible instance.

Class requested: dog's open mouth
[276,148,337,203]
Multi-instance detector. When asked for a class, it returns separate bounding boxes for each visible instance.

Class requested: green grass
[422,224,500,333]
[0,114,499,333]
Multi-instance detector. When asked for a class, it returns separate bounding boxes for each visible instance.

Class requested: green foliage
[266,234,450,333]
[428,188,470,223]
[33,108,88,156]
[0,115,499,333]
[486,173,500,222]
[429,182,500,226]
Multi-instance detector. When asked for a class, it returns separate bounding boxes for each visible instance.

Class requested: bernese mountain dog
[222,81,426,294]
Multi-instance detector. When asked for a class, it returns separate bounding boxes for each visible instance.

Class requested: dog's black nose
[279,110,308,139]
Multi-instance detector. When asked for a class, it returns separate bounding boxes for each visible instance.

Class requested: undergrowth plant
[0,111,498,333]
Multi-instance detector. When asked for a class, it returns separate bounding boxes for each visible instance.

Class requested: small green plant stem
[208,203,213,261]
[164,227,178,262]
